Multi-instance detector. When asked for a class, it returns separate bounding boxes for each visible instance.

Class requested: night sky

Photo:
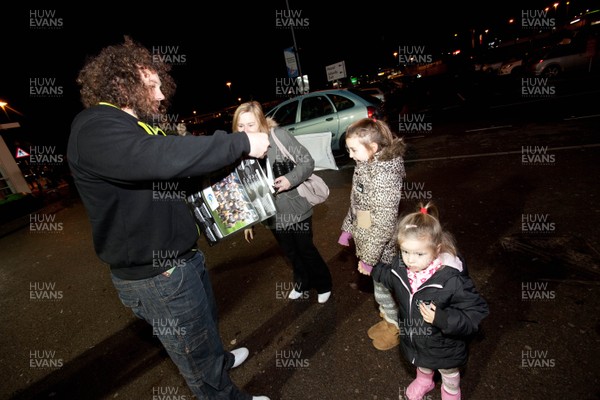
[1,1,585,150]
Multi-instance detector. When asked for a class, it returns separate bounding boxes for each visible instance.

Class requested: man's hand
[246,132,270,158]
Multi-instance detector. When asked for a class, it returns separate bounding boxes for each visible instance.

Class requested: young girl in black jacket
[366,202,488,400]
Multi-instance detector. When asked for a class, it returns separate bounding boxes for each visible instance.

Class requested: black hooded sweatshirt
[68,104,250,279]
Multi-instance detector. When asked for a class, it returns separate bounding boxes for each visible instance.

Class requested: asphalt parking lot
[2,74,600,400]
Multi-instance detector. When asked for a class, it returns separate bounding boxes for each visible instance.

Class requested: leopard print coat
[341,139,406,266]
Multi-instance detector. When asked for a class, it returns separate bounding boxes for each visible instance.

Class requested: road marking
[465,125,513,132]
[405,143,600,163]
[564,113,600,120]
[489,89,600,109]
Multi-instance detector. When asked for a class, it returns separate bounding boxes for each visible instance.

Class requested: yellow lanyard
[98,104,201,236]
[137,121,167,136]
[98,102,166,136]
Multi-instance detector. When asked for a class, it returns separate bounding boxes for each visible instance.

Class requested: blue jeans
[111,252,251,400]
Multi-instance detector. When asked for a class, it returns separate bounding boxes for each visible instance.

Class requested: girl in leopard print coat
[338,118,406,350]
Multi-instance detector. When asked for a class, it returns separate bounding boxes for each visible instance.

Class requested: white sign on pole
[325,61,346,82]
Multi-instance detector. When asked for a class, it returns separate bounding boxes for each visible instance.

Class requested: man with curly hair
[67,36,270,400]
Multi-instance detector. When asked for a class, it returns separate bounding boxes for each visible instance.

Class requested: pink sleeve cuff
[338,231,352,246]
[359,261,373,273]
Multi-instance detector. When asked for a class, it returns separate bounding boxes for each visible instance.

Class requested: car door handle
[288,127,295,131]
[325,117,334,121]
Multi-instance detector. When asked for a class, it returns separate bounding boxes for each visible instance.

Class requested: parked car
[527,44,594,77]
[473,55,505,74]
[474,41,534,75]
[511,26,597,78]
[498,57,524,76]
[357,86,386,102]
[265,89,382,152]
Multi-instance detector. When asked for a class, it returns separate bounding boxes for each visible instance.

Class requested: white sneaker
[252,397,270,400]
[318,291,331,304]
[231,347,249,368]
[288,289,304,300]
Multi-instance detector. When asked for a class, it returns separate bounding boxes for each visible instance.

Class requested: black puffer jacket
[371,254,489,370]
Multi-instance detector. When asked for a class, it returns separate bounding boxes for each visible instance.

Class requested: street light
[225,82,233,105]
[0,101,6,119]
[0,100,23,120]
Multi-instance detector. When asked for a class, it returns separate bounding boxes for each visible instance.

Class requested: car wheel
[543,65,560,78]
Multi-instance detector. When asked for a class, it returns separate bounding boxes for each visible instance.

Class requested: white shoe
[318,291,331,304]
[231,347,249,368]
[252,397,270,400]
[288,289,304,300]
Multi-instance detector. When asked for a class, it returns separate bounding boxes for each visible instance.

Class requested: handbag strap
[270,128,296,163]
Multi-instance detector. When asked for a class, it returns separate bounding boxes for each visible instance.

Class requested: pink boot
[406,368,435,400]
[441,386,461,400]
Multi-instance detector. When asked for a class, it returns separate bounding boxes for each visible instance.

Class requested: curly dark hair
[76,36,176,121]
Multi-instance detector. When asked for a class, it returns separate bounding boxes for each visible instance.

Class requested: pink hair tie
[420,207,428,214]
